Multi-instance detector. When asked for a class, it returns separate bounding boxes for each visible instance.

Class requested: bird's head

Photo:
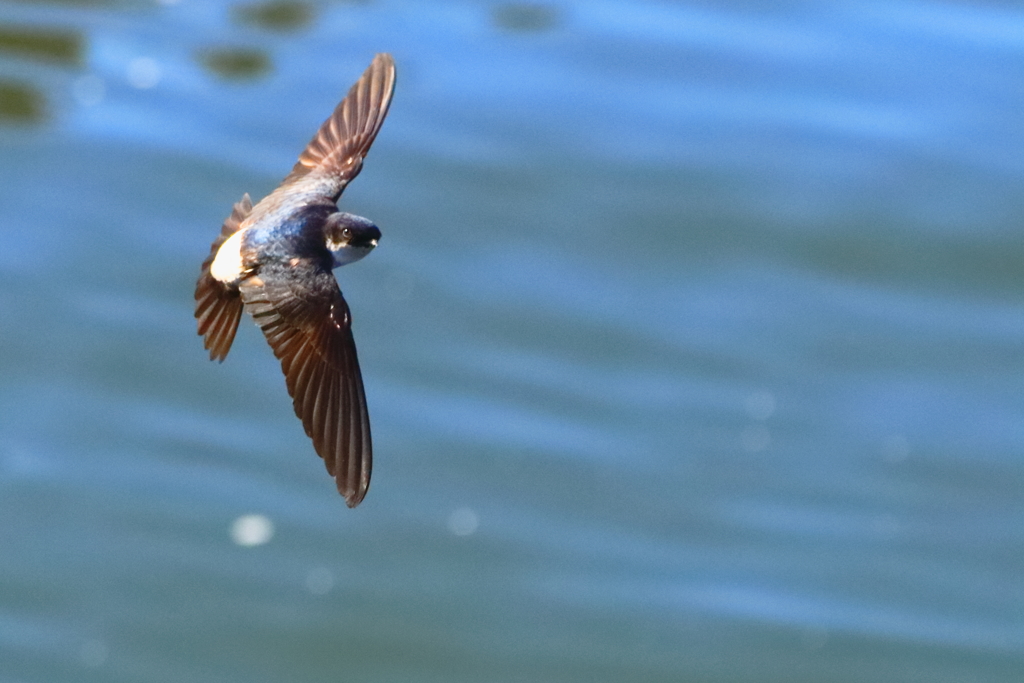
[323,212,381,268]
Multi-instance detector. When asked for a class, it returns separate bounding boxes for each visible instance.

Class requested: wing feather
[195,194,253,361]
[280,53,396,198]
[238,261,372,507]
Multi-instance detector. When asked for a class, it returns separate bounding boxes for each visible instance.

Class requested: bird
[194,53,396,507]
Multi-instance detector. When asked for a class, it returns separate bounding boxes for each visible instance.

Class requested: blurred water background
[1,1,1022,681]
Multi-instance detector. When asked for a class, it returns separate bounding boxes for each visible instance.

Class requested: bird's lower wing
[238,261,372,507]
[195,194,252,361]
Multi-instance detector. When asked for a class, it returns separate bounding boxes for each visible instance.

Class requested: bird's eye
[342,228,353,239]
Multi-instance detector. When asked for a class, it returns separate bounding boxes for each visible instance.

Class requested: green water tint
[492,3,560,32]
[0,26,83,65]
[232,0,315,32]
[0,79,44,122]
[198,47,272,80]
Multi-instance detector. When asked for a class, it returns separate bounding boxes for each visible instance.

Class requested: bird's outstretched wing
[279,53,396,200]
[195,193,252,361]
[238,259,372,507]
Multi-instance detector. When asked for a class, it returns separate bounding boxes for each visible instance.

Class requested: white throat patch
[330,242,376,268]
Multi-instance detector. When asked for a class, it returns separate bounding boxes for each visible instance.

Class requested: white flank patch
[210,230,246,284]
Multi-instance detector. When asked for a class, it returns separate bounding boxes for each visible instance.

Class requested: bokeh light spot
[127,57,161,89]
[230,514,274,546]
[447,507,479,536]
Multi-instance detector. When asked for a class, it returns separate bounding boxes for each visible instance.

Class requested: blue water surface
[0,1,1022,682]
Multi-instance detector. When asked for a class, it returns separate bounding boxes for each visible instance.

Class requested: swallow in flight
[194,53,396,507]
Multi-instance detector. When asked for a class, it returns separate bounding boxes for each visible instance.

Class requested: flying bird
[194,53,396,507]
